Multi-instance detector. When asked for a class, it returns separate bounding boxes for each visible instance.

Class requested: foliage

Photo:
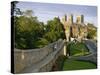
[44,17,65,43]
[15,13,45,49]
[87,23,97,39]
[14,9,65,49]
[34,38,49,48]
[87,29,97,39]
[22,10,33,17]
[12,2,65,49]
[11,1,22,16]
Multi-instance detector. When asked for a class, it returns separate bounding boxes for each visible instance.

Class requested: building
[76,15,84,24]
[68,14,73,24]
[61,14,87,42]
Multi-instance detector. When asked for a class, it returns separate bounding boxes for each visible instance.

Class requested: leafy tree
[87,23,97,39]
[44,17,65,43]
[14,9,65,49]
[11,1,22,16]
[34,38,49,48]
[15,10,45,49]
[23,10,33,17]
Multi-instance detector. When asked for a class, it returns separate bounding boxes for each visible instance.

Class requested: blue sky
[16,1,97,26]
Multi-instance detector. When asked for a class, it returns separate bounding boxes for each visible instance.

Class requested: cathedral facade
[61,14,88,42]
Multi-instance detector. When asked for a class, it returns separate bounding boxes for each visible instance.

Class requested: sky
[16,1,97,26]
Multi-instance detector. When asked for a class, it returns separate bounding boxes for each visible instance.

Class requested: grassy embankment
[62,41,96,70]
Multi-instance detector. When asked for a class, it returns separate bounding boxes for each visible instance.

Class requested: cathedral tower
[62,14,67,24]
[68,14,73,24]
[76,15,84,24]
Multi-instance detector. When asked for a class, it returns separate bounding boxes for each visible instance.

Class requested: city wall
[14,39,66,73]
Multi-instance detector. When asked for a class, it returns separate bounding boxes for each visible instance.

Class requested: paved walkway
[84,40,97,53]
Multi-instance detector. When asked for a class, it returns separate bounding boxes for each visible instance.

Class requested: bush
[34,38,49,48]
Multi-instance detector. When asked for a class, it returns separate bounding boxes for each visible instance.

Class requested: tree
[14,10,65,49]
[15,10,45,49]
[11,1,22,16]
[44,17,65,43]
[87,23,97,39]
[23,10,33,17]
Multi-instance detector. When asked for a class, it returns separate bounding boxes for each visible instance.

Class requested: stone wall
[39,41,65,72]
[14,39,66,73]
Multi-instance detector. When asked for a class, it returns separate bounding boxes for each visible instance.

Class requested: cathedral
[61,14,88,42]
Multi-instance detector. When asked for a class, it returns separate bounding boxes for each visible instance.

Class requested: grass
[73,52,89,56]
[62,41,96,71]
[68,42,89,56]
[62,59,97,70]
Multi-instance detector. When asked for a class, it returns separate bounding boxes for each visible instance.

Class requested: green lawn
[68,42,89,56]
[62,41,96,71]
[63,59,96,70]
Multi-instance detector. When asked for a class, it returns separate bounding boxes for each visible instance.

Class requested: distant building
[76,15,84,24]
[68,14,73,24]
[61,14,87,42]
